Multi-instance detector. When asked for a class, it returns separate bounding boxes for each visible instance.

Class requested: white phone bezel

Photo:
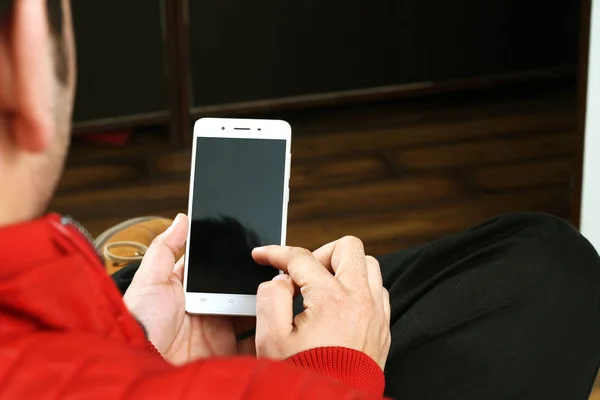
[183,117,292,316]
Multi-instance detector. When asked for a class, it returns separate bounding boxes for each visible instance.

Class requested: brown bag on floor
[95,216,184,276]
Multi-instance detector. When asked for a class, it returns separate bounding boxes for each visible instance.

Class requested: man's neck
[0,163,41,228]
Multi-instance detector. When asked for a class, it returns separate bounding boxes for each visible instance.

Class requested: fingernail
[165,213,185,235]
[252,247,266,256]
[173,213,184,224]
[272,274,288,281]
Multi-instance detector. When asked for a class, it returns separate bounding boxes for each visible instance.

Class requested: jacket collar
[0,214,147,346]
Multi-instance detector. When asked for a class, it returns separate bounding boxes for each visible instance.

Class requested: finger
[313,236,369,292]
[382,288,391,323]
[311,240,336,273]
[172,255,185,283]
[365,256,384,308]
[252,246,335,288]
[255,274,295,355]
[132,214,188,286]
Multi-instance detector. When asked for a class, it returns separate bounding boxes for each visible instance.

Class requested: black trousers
[112,212,600,399]
[378,212,600,400]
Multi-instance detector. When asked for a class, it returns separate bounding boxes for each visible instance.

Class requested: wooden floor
[53,81,579,255]
[53,80,600,397]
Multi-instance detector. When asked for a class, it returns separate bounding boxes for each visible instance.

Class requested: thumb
[132,214,188,286]
[256,274,295,357]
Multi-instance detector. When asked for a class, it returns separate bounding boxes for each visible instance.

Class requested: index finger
[312,236,369,291]
[252,246,336,288]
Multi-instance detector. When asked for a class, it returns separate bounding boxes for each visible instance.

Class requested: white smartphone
[183,117,292,316]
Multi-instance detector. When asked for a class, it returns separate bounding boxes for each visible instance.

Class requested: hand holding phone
[251,237,392,370]
[124,214,257,364]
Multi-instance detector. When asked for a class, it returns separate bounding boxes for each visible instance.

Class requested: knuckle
[289,247,312,260]
[150,235,165,247]
[365,255,380,268]
[340,235,364,249]
[149,234,177,254]
[300,284,316,298]
[322,285,346,307]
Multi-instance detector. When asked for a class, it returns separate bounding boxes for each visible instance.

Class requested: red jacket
[0,214,387,399]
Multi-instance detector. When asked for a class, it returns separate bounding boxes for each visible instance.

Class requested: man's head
[0,0,75,226]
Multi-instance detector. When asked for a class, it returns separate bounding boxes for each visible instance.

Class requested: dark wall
[69,0,581,130]
[189,0,432,106]
[431,0,580,80]
[71,1,169,122]
[189,0,580,107]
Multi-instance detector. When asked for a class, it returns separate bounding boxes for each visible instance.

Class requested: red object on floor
[83,130,132,146]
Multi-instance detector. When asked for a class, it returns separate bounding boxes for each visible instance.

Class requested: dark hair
[0,0,68,84]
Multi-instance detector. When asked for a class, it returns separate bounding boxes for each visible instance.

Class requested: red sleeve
[145,340,385,395]
[286,347,385,396]
[0,335,389,400]
[144,341,163,358]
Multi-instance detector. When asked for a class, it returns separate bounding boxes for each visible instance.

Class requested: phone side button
[286,187,290,203]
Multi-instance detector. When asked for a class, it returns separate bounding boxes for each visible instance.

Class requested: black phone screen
[186,136,287,295]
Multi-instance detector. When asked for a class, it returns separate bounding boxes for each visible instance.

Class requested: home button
[229,299,235,303]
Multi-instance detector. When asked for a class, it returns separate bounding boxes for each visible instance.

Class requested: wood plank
[391,133,575,171]
[57,164,141,192]
[287,188,569,249]
[289,176,465,220]
[290,154,393,189]
[157,151,192,174]
[58,174,464,222]
[66,129,169,165]
[292,111,575,159]
[51,181,190,211]
[283,86,574,135]
[80,189,569,252]
[469,158,573,191]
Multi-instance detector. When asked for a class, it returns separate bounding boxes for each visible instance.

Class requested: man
[1,1,599,399]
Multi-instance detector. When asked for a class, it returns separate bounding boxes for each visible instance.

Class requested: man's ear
[9,0,55,153]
